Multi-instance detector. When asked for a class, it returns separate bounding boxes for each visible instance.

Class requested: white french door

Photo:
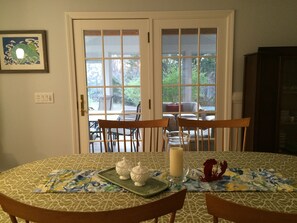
[153,18,233,150]
[68,11,234,153]
[73,19,150,153]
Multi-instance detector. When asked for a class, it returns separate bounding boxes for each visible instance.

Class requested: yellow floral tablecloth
[1,152,297,223]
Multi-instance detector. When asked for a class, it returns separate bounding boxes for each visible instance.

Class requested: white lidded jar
[115,157,132,180]
[130,162,150,186]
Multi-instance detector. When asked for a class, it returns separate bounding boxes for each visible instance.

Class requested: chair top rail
[205,193,297,223]
[0,189,187,223]
[98,118,169,128]
[178,117,250,128]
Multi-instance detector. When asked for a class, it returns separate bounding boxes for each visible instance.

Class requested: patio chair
[177,117,251,151]
[0,189,187,223]
[98,118,169,152]
[205,193,297,223]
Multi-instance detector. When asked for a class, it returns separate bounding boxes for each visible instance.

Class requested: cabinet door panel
[243,47,297,154]
[279,56,297,154]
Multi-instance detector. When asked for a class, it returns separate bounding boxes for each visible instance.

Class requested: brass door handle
[80,94,88,116]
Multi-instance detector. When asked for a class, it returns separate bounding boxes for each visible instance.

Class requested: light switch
[34,92,54,104]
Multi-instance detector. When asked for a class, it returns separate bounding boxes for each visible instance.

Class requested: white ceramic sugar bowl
[116,157,132,180]
[130,162,150,186]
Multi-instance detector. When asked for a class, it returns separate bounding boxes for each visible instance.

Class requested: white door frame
[65,10,234,154]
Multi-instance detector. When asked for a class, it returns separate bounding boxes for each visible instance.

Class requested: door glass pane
[103,30,121,58]
[181,86,198,104]
[162,58,179,85]
[84,31,102,58]
[181,29,198,56]
[124,87,140,108]
[200,57,216,84]
[113,87,123,110]
[123,30,140,57]
[200,86,216,111]
[200,28,217,56]
[104,87,114,110]
[162,86,179,104]
[181,58,197,84]
[124,59,140,86]
[88,88,103,111]
[104,59,121,86]
[86,60,103,86]
[162,29,179,57]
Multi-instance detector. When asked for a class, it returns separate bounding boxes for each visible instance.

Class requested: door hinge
[147,32,150,43]
[149,99,151,109]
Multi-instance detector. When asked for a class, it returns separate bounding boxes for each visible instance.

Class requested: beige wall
[1,0,297,170]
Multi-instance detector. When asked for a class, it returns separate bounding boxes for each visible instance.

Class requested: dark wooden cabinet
[242,46,297,154]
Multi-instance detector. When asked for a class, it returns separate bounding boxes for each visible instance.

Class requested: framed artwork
[0,30,49,73]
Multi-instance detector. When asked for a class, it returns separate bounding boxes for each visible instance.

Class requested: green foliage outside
[87,57,216,108]
[162,57,216,106]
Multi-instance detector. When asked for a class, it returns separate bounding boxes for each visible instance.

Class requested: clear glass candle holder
[164,131,190,184]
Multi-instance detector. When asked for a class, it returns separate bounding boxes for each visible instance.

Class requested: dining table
[0,151,296,222]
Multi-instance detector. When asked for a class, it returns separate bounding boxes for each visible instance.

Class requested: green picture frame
[0,30,49,73]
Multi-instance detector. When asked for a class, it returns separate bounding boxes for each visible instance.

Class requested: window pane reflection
[162,29,179,57]
[200,28,217,56]
[162,58,179,85]
[124,87,140,107]
[181,58,198,85]
[199,57,216,84]
[123,30,140,57]
[105,59,122,86]
[103,30,121,58]
[124,59,140,86]
[88,88,103,111]
[181,86,198,103]
[162,86,179,103]
[86,60,103,86]
[181,29,198,56]
[84,30,102,58]
[200,86,216,109]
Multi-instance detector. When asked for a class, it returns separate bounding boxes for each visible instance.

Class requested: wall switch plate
[34,92,54,104]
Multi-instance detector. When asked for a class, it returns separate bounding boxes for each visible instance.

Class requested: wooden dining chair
[0,189,187,223]
[205,193,297,223]
[177,117,251,151]
[98,118,169,152]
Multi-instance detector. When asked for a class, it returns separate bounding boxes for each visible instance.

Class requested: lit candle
[169,147,184,177]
